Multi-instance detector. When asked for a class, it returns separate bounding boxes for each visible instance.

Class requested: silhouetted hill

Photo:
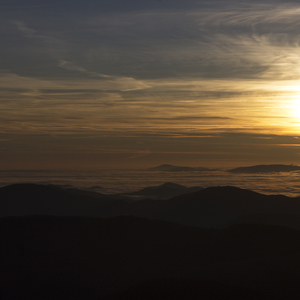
[0,184,300,229]
[1,215,299,299]
[2,184,300,229]
[222,213,300,230]
[0,183,115,217]
[102,278,270,300]
[228,164,300,173]
[122,182,202,200]
[147,164,214,172]
[106,186,300,228]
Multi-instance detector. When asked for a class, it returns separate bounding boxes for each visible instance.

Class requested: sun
[290,98,300,121]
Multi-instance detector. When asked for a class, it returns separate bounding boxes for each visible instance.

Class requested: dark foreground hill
[2,215,300,299]
[2,184,300,229]
[102,278,269,300]
[0,183,114,217]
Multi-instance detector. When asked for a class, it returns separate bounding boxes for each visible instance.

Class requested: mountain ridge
[228,164,300,173]
[122,182,202,200]
[1,183,300,229]
[147,164,215,172]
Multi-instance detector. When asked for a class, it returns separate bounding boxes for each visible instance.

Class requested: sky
[2,0,300,169]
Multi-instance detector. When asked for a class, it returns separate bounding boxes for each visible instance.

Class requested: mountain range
[147,163,300,174]
[120,182,203,200]
[228,164,300,173]
[1,183,300,230]
[147,164,215,172]
[3,183,300,298]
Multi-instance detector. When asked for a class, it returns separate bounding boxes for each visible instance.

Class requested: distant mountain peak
[228,164,300,174]
[121,182,202,200]
[159,182,186,189]
[202,185,257,194]
[147,164,214,172]
[178,185,258,197]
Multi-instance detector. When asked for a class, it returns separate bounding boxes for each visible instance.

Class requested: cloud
[3,0,300,168]
[14,20,67,59]
[58,59,150,91]
[0,69,149,92]
[126,148,152,159]
[9,3,300,82]
[14,20,36,37]
[58,60,110,79]
[75,3,300,81]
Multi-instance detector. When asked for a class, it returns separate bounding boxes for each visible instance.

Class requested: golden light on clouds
[3,1,300,168]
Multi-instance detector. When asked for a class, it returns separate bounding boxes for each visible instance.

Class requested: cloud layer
[1,0,300,168]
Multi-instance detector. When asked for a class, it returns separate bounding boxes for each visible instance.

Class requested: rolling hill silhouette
[2,184,300,298]
[221,213,300,230]
[0,183,114,217]
[1,215,299,299]
[101,278,270,300]
[122,182,202,200]
[1,184,300,229]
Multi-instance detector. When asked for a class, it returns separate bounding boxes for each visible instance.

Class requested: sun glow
[289,98,300,122]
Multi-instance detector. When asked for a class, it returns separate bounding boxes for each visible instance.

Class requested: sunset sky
[2,0,300,169]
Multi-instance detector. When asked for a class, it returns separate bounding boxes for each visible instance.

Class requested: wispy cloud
[58,60,111,79]
[58,60,150,91]
[81,3,300,81]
